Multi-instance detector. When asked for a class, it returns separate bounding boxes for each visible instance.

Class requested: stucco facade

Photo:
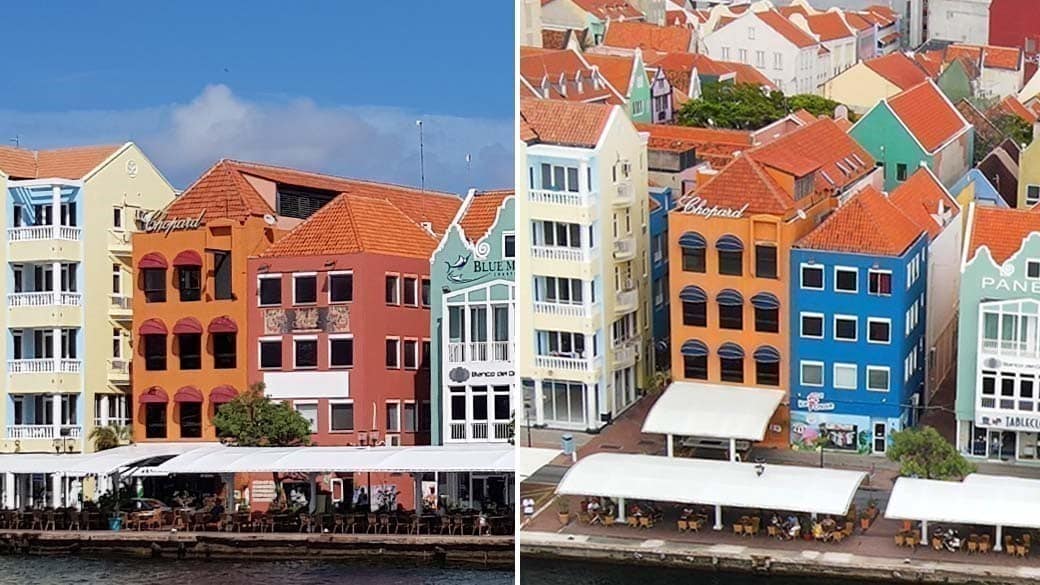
[1017,136,1040,209]
[928,0,992,45]
[823,63,909,114]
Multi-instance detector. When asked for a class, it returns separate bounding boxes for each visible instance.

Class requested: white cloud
[0,84,512,194]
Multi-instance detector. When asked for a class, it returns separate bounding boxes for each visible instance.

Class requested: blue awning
[753,345,781,364]
[750,292,780,310]
[679,285,707,303]
[718,342,745,360]
[716,234,745,252]
[679,231,707,249]
[716,289,744,306]
[681,339,709,357]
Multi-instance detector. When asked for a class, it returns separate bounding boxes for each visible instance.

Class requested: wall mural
[263,306,350,335]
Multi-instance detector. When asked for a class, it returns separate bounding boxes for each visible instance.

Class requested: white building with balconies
[518,98,651,433]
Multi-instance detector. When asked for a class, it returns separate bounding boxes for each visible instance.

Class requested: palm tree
[89,424,133,451]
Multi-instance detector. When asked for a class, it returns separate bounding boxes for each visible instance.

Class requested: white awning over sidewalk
[886,475,1040,529]
[556,453,865,516]
[518,447,562,482]
[642,382,784,441]
[0,443,221,476]
[154,444,514,474]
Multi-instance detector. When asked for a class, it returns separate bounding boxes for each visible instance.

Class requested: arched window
[679,231,706,273]
[681,339,708,380]
[680,285,707,327]
[718,342,745,383]
[716,289,744,330]
[751,292,780,333]
[753,345,781,387]
[716,234,744,276]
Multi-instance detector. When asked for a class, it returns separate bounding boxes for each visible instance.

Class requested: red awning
[139,252,168,269]
[174,386,203,403]
[210,385,239,404]
[172,250,203,267]
[208,316,238,333]
[139,387,169,404]
[139,318,168,336]
[172,317,203,335]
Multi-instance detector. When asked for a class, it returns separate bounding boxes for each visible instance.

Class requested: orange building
[666,119,878,447]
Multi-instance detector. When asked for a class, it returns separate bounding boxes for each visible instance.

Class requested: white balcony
[980,339,1040,363]
[445,341,513,363]
[613,340,640,368]
[6,425,82,440]
[7,226,82,242]
[532,245,596,263]
[613,181,634,207]
[7,291,82,308]
[93,417,130,428]
[108,229,132,255]
[615,287,638,313]
[613,236,637,261]
[528,188,595,208]
[447,421,512,442]
[108,359,131,384]
[533,301,598,319]
[8,359,82,374]
[535,354,596,372]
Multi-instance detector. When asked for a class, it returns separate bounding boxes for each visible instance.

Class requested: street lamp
[524,402,532,448]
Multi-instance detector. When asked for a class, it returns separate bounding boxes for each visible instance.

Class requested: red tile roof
[798,186,922,256]
[0,144,122,180]
[520,47,619,103]
[644,51,776,92]
[583,53,639,94]
[571,0,644,21]
[913,52,943,77]
[803,12,855,42]
[458,189,513,243]
[843,12,872,31]
[886,81,969,153]
[889,167,960,238]
[777,5,809,19]
[755,10,818,48]
[861,5,897,26]
[603,20,692,53]
[636,123,753,167]
[996,95,1039,123]
[863,52,931,90]
[967,205,1040,264]
[520,98,614,148]
[689,153,794,215]
[943,43,1022,71]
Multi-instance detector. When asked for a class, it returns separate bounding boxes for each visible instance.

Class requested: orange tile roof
[520,98,614,148]
[843,12,872,31]
[259,194,440,259]
[688,153,794,215]
[0,144,121,180]
[724,61,778,89]
[603,20,692,53]
[945,43,1022,71]
[571,0,644,20]
[945,44,983,66]
[913,52,943,77]
[665,10,694,26]
[755,10,818,48]
[835,117,853,132]
[887,81,969,153]
[803,12,855,42]
[967,206,1040,264]
[164,160,274,222]
[777,5,809,19]
[863,52,931,90]
[797,186,922,256]
[996,95,1039,124]
[861,5,897,26]
[520,47,619,102]
[889,167,960,238]
[644,51,776,91]
[636,123,753,167]
[457,189,513,243]
[583,53,639,94]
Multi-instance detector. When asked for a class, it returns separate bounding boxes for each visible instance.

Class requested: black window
[403,277,418,306]
[720,357,744,383]
[682,248,706,272]
[177,267,201,302]
[1029,262,1040,279]
[835,269,857,292]
[504,234,516,258]
[259,277,281,306]
[145,404,166,439]
[294,338,318,368]
[719,304,743,329]
[113,207,123,229]
[144,335,167,371]
[213,333,236,369]
[276,187,335,220]
[12,205,21,227]
[756,361,780,386]
[754,307,779,333]
[868,319,891,343]
[143,269,166,303]
[212,251,232,300]
[330,337,354,368]
[421,340,431,369]
[404,339,418,369]
[755,245,777,278]
[684,355,707,379]
[259,340,282,369]
[178,333,201,370]
[801,314,824,337]
[718,249,743,276]
[896,163,908,182]
[835,317,857,340]
[331,403,354,431]
[179,403,202,438]
[801,265,823,289]
[386,338,400,368]
[420,278,431,306]
[329,273,353,303]
[682,301,707,327]
[294,275,317,304]
[385,275,400,304]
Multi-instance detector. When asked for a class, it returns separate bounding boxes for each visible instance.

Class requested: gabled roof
[797,186,922,256]
[889,167,960,238]
[943,43,1023,71]
[859,5,897,27]
[843,11,872,31]
[967,206,1040,264]
[635,122,753,167]
[644,51,776,92]
[520,98,614,148]
[603,20,692,53]
[885,80,970,153]
[802,12,855,42]
[0,144,122,180]
[754,10,818,48]
[914,52,944,77]
[862,52,931,90]
[519,47,620,103]
[691,153,794,215]
[570,0,644,21]
[583,53,639,95]
[457,189,514,244]
[995,95,1039,124]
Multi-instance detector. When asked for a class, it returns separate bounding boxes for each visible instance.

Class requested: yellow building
[823,52,931,114]
[0,143,175,460]
[518,98,652,432]
[1018,132,1040,208]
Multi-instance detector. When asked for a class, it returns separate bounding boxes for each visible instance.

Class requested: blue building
[649,184,673,372]
[789,187,928,456]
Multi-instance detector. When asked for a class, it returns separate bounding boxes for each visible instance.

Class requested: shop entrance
[988,429,1017,461]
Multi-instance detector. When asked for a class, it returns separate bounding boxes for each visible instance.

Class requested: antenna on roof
[9,135,19,148]
[416,120,426,193]
[465,153,472,180]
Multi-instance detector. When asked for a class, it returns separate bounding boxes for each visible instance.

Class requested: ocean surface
[521,557,861,585]
[0,556,513,585]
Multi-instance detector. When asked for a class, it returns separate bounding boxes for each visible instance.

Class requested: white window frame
[1027,260,1040,280]
[867,268,892,296]
[292,335,319,370]
[112,264,122,295]
[258,336,283,370]
[112,206,124,230]
[385,336,401,369]
[112,328,123,359]
[385,273,401,305]
[291,272,318,306]
[833,363,858,390]
[833,314,858,342]
[1027,184,1040,207]
[257,274,282,307]
[328,399,355,433]
[502,232,516,259]
[293,400,319,434]
[327,270,354,304]
[799,312,825,339]
[800,263,824,290]
[328,333,354,369]
[867,317,892,344]
[800,360,825,387]
[403,338,420,370]
[834,266,858,293]
[385,400,402,433]
[403,400,417,433]
[866,365,891,392]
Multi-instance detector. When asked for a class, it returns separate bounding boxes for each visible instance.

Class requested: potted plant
[859,510,871,532]
[556,499,571,525]
[866,498,878,520]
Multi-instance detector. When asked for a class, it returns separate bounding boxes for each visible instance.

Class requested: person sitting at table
[812,521,825,541]
[630,504,643,518]
[208,501,225,525]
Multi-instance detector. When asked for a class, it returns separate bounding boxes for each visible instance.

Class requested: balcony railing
[613,236,636,260]
[616,288,638,312]
[7,291,82,308]
[6,425,82,440]
[7,226,82,242]
[110,294,132,311]
[535,354,596,372]
[528,188,595,208]
[445,341,513,363]
[93,417,130,428]
[532,245,596,263]
[533,301,597,319]
[613,341,639,367]
[613,181,634,206]
[447,421,512,442]
[980,338,1040,361]
[8,359,82,374]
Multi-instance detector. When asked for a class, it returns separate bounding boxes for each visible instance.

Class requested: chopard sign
[142,210,206,235]
[677,196,748,219]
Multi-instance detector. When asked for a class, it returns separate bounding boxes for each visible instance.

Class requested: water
[0,556,513,585]
[520,557,868,585]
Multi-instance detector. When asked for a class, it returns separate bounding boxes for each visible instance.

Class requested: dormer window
[558,73,567,97]
[794,174,815,199]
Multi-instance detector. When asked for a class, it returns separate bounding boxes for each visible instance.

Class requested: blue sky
[0,1,514,193]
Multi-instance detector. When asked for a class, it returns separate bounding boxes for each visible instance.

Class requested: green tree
[88,424,133,451]
[886,426,975,480]
[676,82,856,130]
[786,94,858,122]
[212,383,313,446]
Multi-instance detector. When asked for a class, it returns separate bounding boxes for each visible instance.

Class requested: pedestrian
[522,496,535,522]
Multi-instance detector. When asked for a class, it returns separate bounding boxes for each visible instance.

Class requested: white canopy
[0,443,221,475]
[154,444,514,474]
[518,447,562,482]
[642,382,784,441]
[886,474,1040,529]
[557,453,865,516]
